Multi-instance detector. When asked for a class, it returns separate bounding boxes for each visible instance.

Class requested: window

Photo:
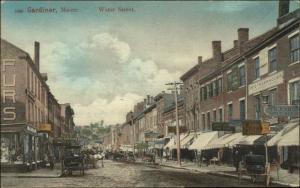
[212,81,216,96]
[255,95,261,120]
[290,35,299,63]
[200,87,203,101]
[239,65,246,86]
[290,81,299,105]
[227,103,233,121]
[217,78,222,94]
[239,100,245,120]
[219,108,223,122]
[202,114,206,130]
[207,112,211,130]
[206,85,210,99]
[268,47,277,72]
[209,83,213,97]
[255,57,260,79]
[268,89,277,105]
[213,110,217,122]
[204,86,207,100]
[227,72,233,91]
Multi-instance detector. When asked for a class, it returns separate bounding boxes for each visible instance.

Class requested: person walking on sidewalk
[233,150,241,172]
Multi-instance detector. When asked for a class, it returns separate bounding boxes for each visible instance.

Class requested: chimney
[233,40,238,48]
[147,95,150,105]
[198,56,202,65]
[238,28,249,52]
[212,41,222,62]
[278,0,289,18]
[34,41,40,71]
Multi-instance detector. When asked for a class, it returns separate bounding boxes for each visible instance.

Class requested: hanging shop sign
[168,126,187,134]
[38,123,52,133]
[248,71,283,95]
[242,120,270,135]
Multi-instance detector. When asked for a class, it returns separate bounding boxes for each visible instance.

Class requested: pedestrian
[233,150,241,172]
[165,147,169,162]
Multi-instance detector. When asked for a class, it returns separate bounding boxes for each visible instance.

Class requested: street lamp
[166,81,183,166]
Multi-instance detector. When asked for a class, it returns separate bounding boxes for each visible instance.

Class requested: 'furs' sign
[2,59,17,121]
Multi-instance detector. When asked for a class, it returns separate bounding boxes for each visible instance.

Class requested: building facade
[180,2,299,133]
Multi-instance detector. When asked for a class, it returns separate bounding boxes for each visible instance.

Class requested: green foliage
[76,121,111,144]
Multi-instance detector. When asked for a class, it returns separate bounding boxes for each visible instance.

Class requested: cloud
[84,33,131,64]
[206,1,261,13]
[40,33,179,125]
[73,93,143,125]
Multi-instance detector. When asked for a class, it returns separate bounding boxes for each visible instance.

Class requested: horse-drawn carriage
[61,145,85,176]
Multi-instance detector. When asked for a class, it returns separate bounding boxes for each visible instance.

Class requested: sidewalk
[156,160,299,187]
[1,163,62,178]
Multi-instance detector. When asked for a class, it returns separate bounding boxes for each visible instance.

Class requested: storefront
[1,124,38,172]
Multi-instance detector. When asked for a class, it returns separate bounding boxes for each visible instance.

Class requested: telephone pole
[166,81,183,166]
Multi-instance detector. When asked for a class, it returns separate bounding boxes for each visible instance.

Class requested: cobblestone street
[1,160,284,187]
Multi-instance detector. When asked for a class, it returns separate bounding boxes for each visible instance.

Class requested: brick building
[1,40,51,170]
[180,1,299,132]
[1,39,76,171]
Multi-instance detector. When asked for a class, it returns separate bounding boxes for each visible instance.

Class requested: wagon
[61,145,85,176]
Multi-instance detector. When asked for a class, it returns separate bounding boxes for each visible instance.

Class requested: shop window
[268,47,277,72]
[255,95,261,120]
[227,103,233,121]
[239,100,246,120]
[290,35,299,63]
[255,57,260,79]
[290,81,299,105]
[239,65,246,86]
[1,133,23,164]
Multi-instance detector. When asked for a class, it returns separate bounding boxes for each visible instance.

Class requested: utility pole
[130,111,135,159]
[166,81,183,166]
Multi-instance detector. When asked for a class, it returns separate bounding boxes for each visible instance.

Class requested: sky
[1,1,299,126]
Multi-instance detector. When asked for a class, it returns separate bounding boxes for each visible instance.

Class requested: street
[1,160,282,187]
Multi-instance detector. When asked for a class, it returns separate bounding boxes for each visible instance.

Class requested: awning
[163,134,188,150]
[180,133,195,149]
[164,138,175,150]
[237,135,262,145]
[189,131,218,150]
[268,121,299,146]
[203,133,245,150]
[278,126,299,146]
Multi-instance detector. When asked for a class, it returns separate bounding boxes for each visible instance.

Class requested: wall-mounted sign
[248,71,283,95]
[265,105,299,118]
[1,59,17,121]
[212,122,236,132]
[242,120,270,135]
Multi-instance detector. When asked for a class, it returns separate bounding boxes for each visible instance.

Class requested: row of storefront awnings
[267,121,299,147]
[161,120,299,151]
